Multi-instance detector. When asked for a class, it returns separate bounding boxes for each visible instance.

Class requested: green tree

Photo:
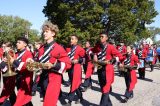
[0,15,39,44]
[43,0,158,45]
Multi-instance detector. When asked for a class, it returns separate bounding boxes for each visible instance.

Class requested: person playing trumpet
[121,45,139,103]
[92,32,124,106]
[28,21,71,106]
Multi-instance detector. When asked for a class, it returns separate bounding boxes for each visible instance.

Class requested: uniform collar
[45,40,55,48]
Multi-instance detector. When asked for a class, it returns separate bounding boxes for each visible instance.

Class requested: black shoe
[31,91,36,96]
[122,97,129,103]
[75,98,84,104]
[81,86,91,92]
[63,102,71,106]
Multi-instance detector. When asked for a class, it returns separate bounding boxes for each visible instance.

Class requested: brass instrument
[3,49,17,77]
[26,62,47,72]
[92,58,116,69]
[119,65,137,72]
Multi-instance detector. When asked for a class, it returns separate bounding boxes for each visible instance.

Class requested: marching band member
[146,45,156,72]
[0,37,34,106]
[116,41,127,76]
[81,41,94,92]
[122,45,139,103]
[31,41,43,96]
[136,44,147,79]
[92,32,123,106]
[65,34,85,105]
[37,21,71,106]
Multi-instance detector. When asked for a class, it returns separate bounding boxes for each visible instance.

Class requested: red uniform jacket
[0,49,33,106]
[116,45,127,55]
[39,42,71,106]
[67,45,85,92]
[123,53,139,91]
[93,43,123,93]
[85,47,94,79]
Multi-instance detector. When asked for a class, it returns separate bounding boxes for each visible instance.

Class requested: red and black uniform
[0,49,33,106]
[38,41,71,106]
[92,43,123,106]
[82,47,94,91]
[136,48,147,79]
[123,52,139,101]
[67,45,85,103]
[146,47,155,72]
[116,45,127,76]
[31,48,41,96]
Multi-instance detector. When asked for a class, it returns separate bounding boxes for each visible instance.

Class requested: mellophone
[119,65,137,72]
[92,58,117,69]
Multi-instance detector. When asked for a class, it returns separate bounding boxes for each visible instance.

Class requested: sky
[0,0,160,33]
[0,0,47,32]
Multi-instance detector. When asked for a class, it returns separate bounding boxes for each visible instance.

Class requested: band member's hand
[26,58,34,63]
[106,60,110,64]
[45,62,53,69]
[8,55,14,64]
[72,59,78,64]
[119,63,124,68]
[2,57,7,63]
[93,55,98,62]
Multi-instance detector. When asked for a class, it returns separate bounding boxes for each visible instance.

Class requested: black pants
[100,92,112,106]
[98,67,112,106]
[124,71,133,98]
[37,71,48,98]
[32,75,39,93]
[138,68,145,78]
[83,77,92,88]
[149,61,154,71]
[68,88,83,102]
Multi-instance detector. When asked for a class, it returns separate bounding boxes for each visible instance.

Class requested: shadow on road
[138,77,153,82]
[91,86,101,92]
[110,92,125,103]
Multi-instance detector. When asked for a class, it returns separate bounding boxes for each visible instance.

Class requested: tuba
[3,49,17,77]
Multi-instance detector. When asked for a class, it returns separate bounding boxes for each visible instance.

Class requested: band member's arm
[0,61,7,72]
[111,45,124,62]
[12,52,33,72]
[49,48,71,74]
[72,47,85,64]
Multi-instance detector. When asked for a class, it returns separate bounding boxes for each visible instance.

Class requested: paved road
[1,66,160,106]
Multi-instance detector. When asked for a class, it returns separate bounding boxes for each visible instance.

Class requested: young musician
[65,34,85,105]
[37,21,71,106]
[122,46,139,103]
[137,44,147,79]
[92,32,123,106]
[81,41,94,92]
[0,37,34,106]
[31,41,43,96]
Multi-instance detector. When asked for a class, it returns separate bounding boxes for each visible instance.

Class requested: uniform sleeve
[15,51,33,72]
[50,46,71,74]
[78,47,85,64]
[111,45,124,62]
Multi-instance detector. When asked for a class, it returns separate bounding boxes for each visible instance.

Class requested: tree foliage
[43,0,158,45]
[0,15,39,45]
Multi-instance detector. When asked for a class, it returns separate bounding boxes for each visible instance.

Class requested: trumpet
[119,65,137,72]
[26,62,47,72]
[92,58,116,69]
[3,49,17,77]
